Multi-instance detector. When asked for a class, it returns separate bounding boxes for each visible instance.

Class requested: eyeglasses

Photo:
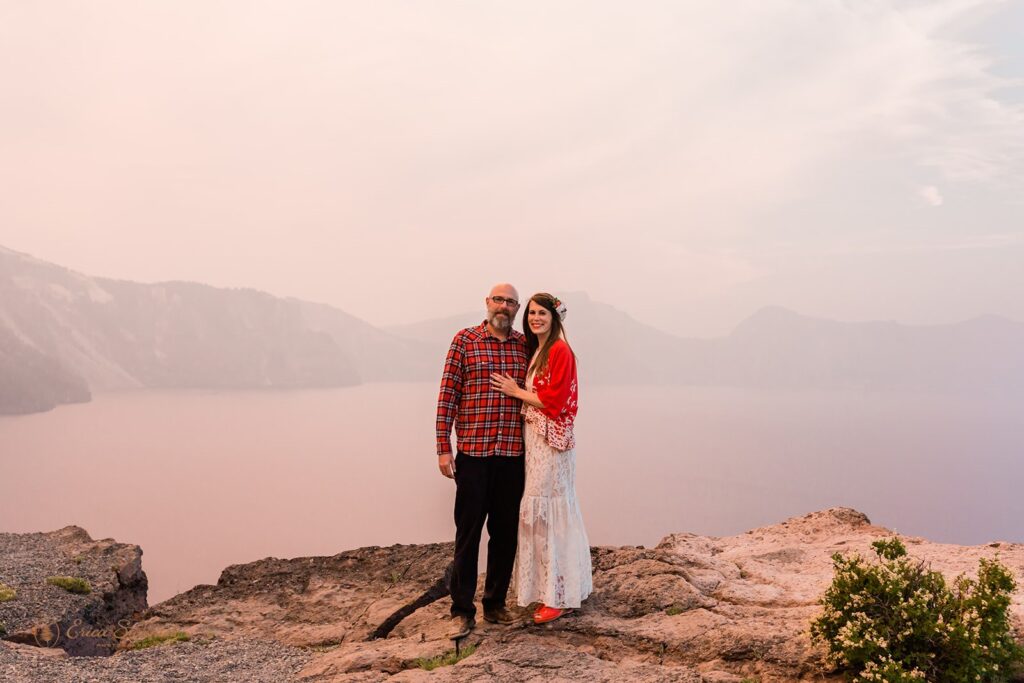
[489,296,520,307]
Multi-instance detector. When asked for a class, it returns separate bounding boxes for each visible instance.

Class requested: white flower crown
[551,296,567,321]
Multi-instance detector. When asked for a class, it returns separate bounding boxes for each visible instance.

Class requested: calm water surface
[2,383,1022,603]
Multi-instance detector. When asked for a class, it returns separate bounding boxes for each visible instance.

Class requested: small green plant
[414,643,477,670]
[811,537,1024,682]
[130,631,191,650]
[388,569,401,584]
[307,641,341,652]
[45,576,91,594]
[0,582,16,602]
[665,604,684,616]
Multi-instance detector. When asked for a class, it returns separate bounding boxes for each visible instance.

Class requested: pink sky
[1,1,1022,336]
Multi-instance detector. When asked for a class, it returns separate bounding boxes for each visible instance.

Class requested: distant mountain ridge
[718,305,1024,392]
[0,245,434,415]
[2,245,1021,416]
[385,291,713,385]
[387,294,1024,393]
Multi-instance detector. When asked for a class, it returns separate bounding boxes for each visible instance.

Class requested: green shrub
[414,643,477,670]
[810,537,1023,682]
[130,631,190,650]
[0,582,15,602]
[46,576,91,594]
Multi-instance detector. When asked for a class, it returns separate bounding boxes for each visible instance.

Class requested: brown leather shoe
[483,606,520,625]
[447,614,475,640]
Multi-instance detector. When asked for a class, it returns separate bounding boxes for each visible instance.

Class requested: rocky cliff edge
[3,508,1023,682]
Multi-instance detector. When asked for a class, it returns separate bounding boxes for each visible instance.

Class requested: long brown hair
[523,293,575,377]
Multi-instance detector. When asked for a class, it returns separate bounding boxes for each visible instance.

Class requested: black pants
[449,451,525,618]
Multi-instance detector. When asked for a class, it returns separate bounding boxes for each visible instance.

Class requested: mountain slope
[0,245,436,415]
[4,245,1021,417]
[0,323,90,415]
[715,306,1024,393]
[389,297,1024,394]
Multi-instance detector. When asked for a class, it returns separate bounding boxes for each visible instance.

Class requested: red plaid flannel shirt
[436,321,528,458]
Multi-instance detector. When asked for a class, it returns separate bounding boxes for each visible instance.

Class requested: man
[436,283,528,640]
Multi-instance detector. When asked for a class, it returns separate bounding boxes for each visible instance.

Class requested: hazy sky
[2,1,1022,336]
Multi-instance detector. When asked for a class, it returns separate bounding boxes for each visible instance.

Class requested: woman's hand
[489,372,521,398]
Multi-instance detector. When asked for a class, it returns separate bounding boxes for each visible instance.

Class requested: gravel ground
[0,529,103,635]
[0,637,313,683]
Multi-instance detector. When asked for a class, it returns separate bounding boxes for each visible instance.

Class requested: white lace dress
[514,366,593,609]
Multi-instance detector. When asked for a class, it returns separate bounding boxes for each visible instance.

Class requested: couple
[436,283,593,639]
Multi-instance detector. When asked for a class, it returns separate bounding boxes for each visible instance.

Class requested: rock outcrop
[3,508,1024,681]
[0,526,148,656]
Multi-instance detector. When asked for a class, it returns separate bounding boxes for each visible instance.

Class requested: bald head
[488,283,519,301]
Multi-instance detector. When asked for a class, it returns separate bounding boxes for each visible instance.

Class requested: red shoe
[533,605,572,624]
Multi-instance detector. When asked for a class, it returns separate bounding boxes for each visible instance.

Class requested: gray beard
[489,313,512,331]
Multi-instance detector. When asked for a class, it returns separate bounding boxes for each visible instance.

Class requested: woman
[490,293,592,624]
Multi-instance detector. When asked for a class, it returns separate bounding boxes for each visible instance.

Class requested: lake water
[2,383,1022,604]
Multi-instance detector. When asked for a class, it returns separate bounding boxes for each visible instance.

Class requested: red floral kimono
[522,338,578,451]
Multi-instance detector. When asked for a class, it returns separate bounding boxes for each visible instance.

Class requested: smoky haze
[1,1,1023,605]
[1,1,1022,335]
